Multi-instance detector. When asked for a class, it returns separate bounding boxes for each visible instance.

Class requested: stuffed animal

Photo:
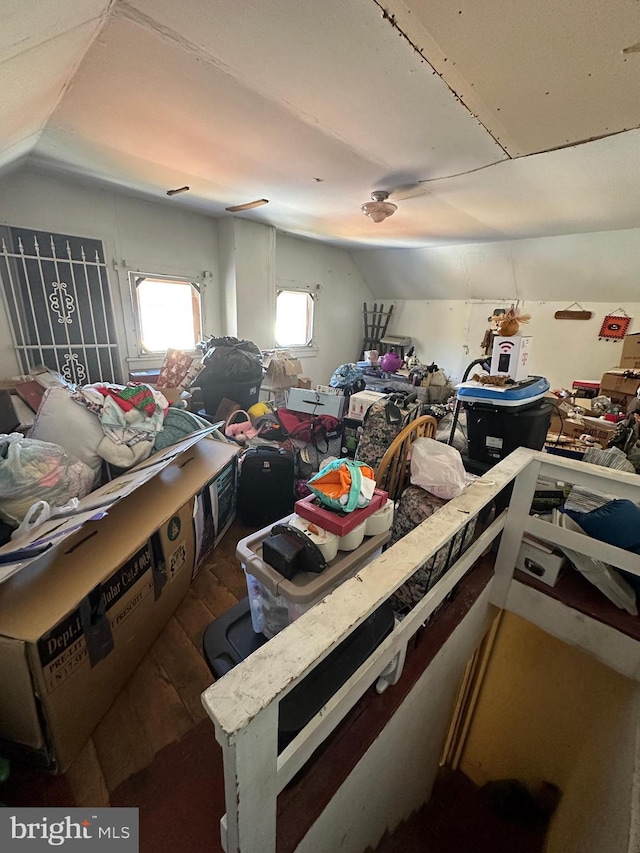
[471,373,514,386]
[224,410,258,444]
[498,305,531,337]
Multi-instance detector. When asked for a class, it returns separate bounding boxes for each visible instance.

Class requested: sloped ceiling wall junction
[1,0,639,300]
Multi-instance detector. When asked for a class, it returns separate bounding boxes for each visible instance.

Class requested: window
[275,288,315,347]
[130,273,202,354]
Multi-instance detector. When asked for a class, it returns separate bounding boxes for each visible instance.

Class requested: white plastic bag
[554,510,637,615]
[0,433,95,526]
[410,437,467,500]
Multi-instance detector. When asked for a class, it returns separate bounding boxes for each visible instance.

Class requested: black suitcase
[237,445,295,525]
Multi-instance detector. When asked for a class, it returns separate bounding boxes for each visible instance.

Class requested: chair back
[375,415,438,501]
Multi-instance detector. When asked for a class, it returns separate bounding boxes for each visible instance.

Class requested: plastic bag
[200,336,263,381]
[410,437,467,500]
[329,363,363,389]
[307,459,376,512]
[0,434,95,526]
[554,510,637,615]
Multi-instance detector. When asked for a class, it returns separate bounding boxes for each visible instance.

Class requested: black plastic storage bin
[203,597,395,751]
[465,399,553,465]
[199,374,262,416]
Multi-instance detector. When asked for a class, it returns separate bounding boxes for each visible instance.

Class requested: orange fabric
[311,463,374,499]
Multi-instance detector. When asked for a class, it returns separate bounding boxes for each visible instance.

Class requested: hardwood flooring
[28,517,256,808]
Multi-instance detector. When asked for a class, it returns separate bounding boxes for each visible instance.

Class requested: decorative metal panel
[0,227,121,384]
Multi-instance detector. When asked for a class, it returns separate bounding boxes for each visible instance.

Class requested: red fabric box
[294,489,388,536]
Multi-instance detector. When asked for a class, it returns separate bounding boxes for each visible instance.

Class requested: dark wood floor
[52,517,255,806]
[375,768,548,853]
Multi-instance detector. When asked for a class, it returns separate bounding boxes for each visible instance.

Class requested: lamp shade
[361,191,397,223]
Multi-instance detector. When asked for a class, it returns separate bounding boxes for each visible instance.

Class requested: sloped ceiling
[1,0,639,250]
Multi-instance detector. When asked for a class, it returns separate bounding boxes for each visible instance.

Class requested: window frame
[128,271,203,356]
[274,281,319,350]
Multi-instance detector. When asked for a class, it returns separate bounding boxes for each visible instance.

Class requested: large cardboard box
[620,333,640,370]
[600,369,640,407]
[0,435,238,771]
[286,387,346,418]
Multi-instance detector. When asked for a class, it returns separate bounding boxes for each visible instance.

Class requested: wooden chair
[375,415,438,501]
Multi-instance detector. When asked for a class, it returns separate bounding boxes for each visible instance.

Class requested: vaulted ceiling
[2,0,639,248]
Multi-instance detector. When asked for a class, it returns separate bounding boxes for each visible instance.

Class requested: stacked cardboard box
[620,333,640,371]
[599,369,640,408]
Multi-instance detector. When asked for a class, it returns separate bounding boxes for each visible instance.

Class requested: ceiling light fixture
[225,199,269,212]
[361,190,397,223]
[166,186,190,196]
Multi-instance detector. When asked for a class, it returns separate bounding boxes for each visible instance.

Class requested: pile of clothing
[0,380,211,534]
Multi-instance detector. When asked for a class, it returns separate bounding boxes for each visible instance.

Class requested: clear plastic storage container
[237,515,390,638]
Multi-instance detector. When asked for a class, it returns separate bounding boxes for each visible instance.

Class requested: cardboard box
[0,435,238,771]
[599,369,640,406]
[620,333,640,370]
[286,387,346,418]
[547,397,574,435]
[296,377,312,390]
[490,335,532,381]
[347,390,386,421]
[263,353,302,389]
[561,416,617,448]
[516,535,567,586]
[572,397,594,414]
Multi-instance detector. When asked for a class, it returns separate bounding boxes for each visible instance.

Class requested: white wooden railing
[201,448,640,853]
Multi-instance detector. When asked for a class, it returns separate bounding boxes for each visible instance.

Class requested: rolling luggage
[355,391,422,471]
[237,446,295,525]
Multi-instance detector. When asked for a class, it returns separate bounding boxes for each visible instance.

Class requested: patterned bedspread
[389,485,478,615]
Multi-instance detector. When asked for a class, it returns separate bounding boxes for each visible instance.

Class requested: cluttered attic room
[1,1,640,851]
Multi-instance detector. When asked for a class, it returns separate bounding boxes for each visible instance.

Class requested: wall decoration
[599,312,631,341]
[554,302,592,320]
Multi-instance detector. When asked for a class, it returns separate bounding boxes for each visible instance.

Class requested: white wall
[233,219,276,350]
[390,299,639,388]
[276,233,374,386]
[0,166,220,379]
[351,227,640,303]
[0,167,373,388]
[460,612,640,853]
[297,586,495,853]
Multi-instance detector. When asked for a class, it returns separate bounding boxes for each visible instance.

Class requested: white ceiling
[1,0,639,249]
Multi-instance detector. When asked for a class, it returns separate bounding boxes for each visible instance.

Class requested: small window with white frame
[275,284,316,348]
[130,272,202,354]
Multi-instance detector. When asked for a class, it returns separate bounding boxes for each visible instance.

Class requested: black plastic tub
[199,375,263,416]
[465,399,553,465]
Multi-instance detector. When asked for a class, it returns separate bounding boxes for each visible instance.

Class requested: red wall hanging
[599,314,631,340]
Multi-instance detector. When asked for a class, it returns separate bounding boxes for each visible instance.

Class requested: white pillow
[29,386,104,481]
